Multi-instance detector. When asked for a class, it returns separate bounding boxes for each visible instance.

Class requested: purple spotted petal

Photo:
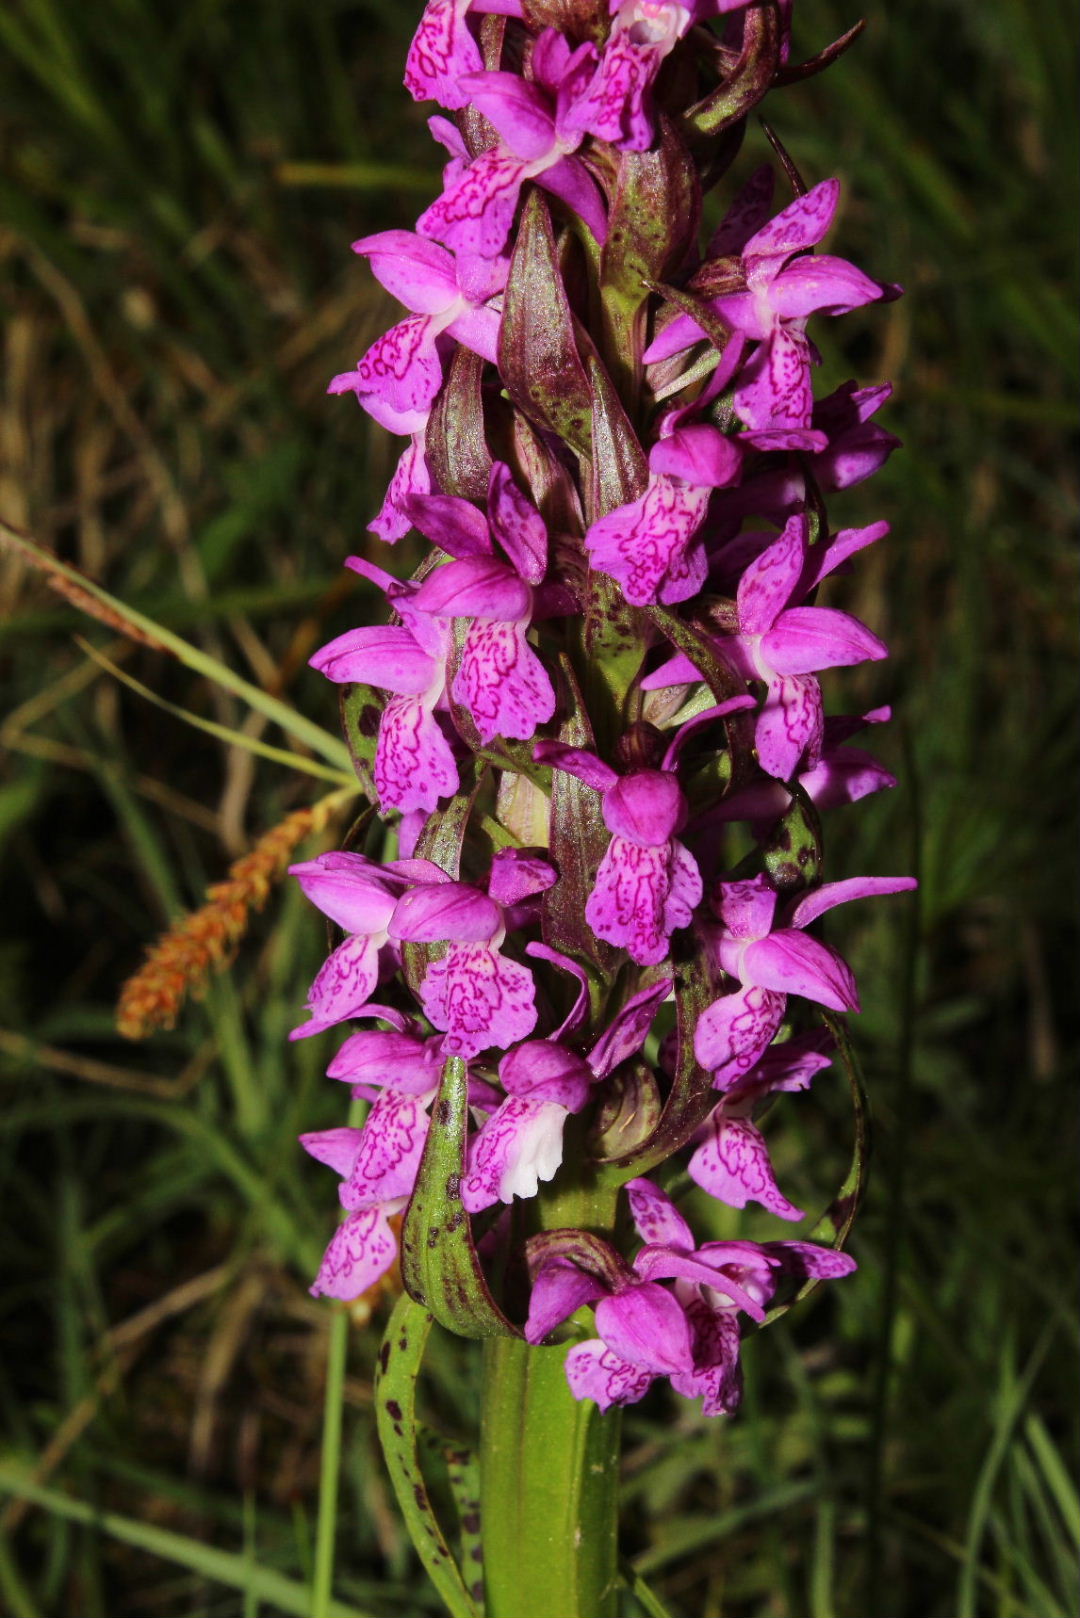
[694,984,786,1079]
[310,1207,399,1301]
[353,315,445,417]
[453,620,555,743]
[595,1284,695,1374]
[670,1299,744,1416]
[461,1096,569,1210]
[755,673,824,780]
[340,1090,431,1208]
[375,696,458,814]
[290,934,383,1040]
[567,30,662,151]
[765,1240,857,1280]
[487,849,558,907]
[736,516,805,635]
[715,874,778,939]
[419,943,538,1058]
[587,837,697,966]
[369,433,431,544]
[708,164,775,256]
[688,1115,803,1220]
[584,476,710,606]
[626,1177,694,1251]
[633,1246,767,1321]
[763,607,888,675]
[743,177,839,261]
[734,326,814,430]
[418,148,527,259]
[404,0,484,109]
[738,930,859,1012]
[525,1260,608,1343]
[487,461,548,585]
[564,1340,655,1409]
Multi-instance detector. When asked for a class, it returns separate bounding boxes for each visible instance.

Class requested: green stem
[311,1304,349,1618]
[479,1337,621,1618]
[479,1174,622,1618]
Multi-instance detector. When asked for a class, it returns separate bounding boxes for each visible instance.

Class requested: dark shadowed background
[1,2,1076,1614]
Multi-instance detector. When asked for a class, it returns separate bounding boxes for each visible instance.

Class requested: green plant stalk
[479,1338,621,1618]
[479,1177,621,1618]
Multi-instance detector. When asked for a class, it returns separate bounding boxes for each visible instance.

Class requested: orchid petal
[453,620,556,743]
[418,148,527,260]
[788,874,917,929]
[525,1260,608,1343]
[405,0,484,109]
[340,1090,431,1208]
[420,943,538,1057]
[375,696,459,814]
[389,882,501,944]
[741,929,859,1012]
[764,606,888,674]
[688,1114,803,1219]
[755,673,824,780]
[626,1177,694,1251]
[290,934,383,1040]
[310,1207,399,1301]
[694,983,785,1079]
[743,177,839,260]
[564,1342,655,1409]
[585,476,709,606]
[462,1096,569,1210]
[595,1284,695,1374]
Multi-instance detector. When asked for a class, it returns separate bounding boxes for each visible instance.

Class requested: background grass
[1,1,1077,1614]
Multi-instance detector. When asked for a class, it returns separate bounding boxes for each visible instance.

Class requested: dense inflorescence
[294,0,913,1416]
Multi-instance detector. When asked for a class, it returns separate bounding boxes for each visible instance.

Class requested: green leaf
[498,189,593,459]
[0,521,352,771]
[374,1296,483,1618]
[77,638,357,785]
[400,1055,520,1339]
[0,1465,376,1618]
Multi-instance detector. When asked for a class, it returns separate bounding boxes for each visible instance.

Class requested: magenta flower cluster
[294,0,913,1416]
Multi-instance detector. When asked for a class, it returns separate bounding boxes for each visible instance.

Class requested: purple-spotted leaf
[401,1055,521,1338]
[375,1296,484,1618]
[498,189,593,459]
